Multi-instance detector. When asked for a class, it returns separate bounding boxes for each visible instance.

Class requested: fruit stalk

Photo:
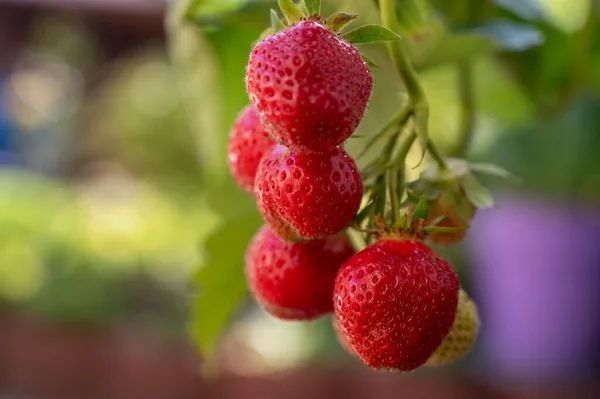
[450,60,475,157]
[450,0,476,157]
[378,0,447,171]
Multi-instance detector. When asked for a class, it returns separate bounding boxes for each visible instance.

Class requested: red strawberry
[254,145,363,241]
[227,104,276,193]
[333,239,459,371]
[245,225,355,320]
[246,20,373,153]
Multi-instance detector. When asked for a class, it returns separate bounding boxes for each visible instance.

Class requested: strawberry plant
[173,0,592,372]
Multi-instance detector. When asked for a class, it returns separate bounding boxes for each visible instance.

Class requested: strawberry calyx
[260,0,400,55]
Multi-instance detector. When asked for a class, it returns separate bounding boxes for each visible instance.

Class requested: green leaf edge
[460,173,495,209]
[326,12,358,34]
[361,54,380,68]
[412,197,429,220]
[469,162,521,183]
[340,24,401,45]
[271,9,287,32]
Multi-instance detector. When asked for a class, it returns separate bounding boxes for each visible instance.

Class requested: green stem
[379,0,427,107]
[378,0,447,170]
[388,166,400,224]
[395,129,417,168]
[427,140,447,168]
[451,60,475,156]
[359,106,411,159]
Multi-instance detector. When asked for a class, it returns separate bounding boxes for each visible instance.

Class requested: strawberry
[333,318,358,358]
[333,239,459,371]
[227,104,276,193]
[425,288,480,366]
[254,144,363,241]
[246,20,373,153]
[245,225,355,320]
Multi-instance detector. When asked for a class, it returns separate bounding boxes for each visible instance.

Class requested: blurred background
[0,0,599,398]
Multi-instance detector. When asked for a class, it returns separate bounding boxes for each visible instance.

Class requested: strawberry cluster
[226,0,482,373]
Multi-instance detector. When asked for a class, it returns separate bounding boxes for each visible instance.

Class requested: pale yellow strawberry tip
[425,288,480,367]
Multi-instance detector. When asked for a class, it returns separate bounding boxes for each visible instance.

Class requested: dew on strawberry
[333,239,459,371]
[254,145,363,241]
[246,20,372,153]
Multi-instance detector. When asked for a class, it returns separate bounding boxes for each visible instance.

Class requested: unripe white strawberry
[425,288,480,366]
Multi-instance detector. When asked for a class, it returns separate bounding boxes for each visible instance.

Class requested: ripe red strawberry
[254,145,363,241]
[333,239,459,371]
[227,104,276,193]
[246,20,373,153]
[245,225,355,320]
[425,288,480,366]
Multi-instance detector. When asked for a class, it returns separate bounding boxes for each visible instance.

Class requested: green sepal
[412,197,429,220]
[271,9,287,32]
[325,12,358,34]
[394,212,409,229]
[460,173,494,209]
[303,0,321,15]
[298,0,309,16]
[361,53,380,68]
[354,202,375,225]
[340,24,401,45]
[277,0,305,25]
[424,225,469,233]
[373,177,387,217]
[469,162,521,183]
[427,214,450,228]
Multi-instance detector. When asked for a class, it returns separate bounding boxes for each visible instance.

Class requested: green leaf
[304,0,321,15]
[361,54,380,68]
[278,0,305,25]
[340,25,401,45]
[191,211,263,357]
[412,197,429,220]
[492,0,546,21]
[469,162,521,183]
[460,174,495,209]
[472,20,544,51]
[270,9,287,32]
[325,12,358,34]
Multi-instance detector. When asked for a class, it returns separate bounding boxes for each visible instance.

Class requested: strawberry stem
[450,61,475,157]
[378,0,447,171]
